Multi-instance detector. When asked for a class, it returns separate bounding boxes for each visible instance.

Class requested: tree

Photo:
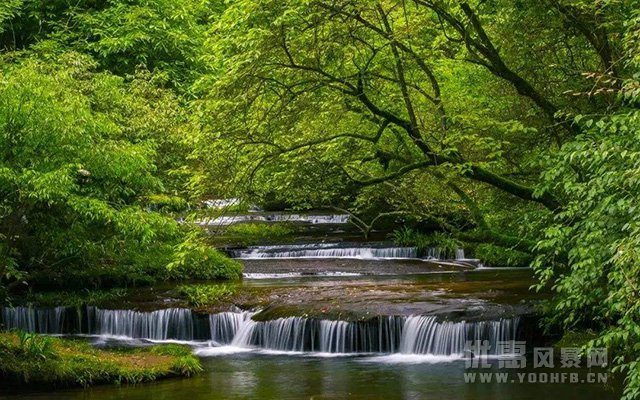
[193,0,625,239]
[0,50,241,293]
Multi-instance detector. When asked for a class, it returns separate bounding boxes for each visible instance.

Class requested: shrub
[178,283,237,307]
[220,222,296,246]
[475,244,532,267]
[391,228,462,258]
[16,331,57,361]
[168,235,243,281]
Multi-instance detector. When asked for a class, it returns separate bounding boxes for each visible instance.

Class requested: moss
[0,333,202,388]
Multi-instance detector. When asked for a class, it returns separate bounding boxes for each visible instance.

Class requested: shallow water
[3,353,619,400]
[0,265,614,399]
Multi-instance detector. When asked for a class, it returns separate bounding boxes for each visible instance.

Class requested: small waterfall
[399,316,517,355]
[232,317,312,352]
[198,214,350,226]
[233,244,418,260]
[209,311,253,344]
[204,198,241,209]
[0,306,520,356]
[423,247,466,260]
[1,306,67,334]
[233,243,466,260]
[93,308,194,340]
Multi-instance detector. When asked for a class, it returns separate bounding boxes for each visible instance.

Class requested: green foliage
[168,233,243,281]
[221,222,296,246]
[553,330,599,352]
[0,49,242,293]
[0,333,202,387]
[0,0,639,396]
[0,0,22,35]
[179,283,237,307]
[391,228,462,258]
[474,244,532,267]
[15,331,57,361]
[0,51,184,290]
[70,0,216,88]
[533,90,640,398]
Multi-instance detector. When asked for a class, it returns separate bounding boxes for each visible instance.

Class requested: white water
[92,308,195,340]
[209,311,253,344]
[197,214,350,226]
[0,306,67,334]
[235,247,418,259]
[243,272,362,279]
[233,243,466,260]
[203,198,241,209]
[0,307,519,357]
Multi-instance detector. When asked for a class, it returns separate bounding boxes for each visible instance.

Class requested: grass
[0,332,202,388]
[178,283,238,307]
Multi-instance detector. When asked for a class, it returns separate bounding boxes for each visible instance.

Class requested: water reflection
[2,354,620,400]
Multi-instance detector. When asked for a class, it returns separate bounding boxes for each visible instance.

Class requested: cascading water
[233,243,466,260]
[93,308,195,340]
[209,311,253,344]
[423,247,466,260]
[1,306,67,334]
[234,246,418,260]
[197,214,350,226]
[399,316,518,355]
[0,306,519,356]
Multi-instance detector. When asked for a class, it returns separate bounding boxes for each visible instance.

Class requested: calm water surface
[3,353,619,400]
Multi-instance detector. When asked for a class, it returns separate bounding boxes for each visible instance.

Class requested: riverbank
[0,332,202,389]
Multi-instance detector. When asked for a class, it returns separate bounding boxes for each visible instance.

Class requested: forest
[0,0,639,399]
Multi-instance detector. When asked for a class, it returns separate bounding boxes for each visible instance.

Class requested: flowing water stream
[0,233,620,399]
[0,306,519,356]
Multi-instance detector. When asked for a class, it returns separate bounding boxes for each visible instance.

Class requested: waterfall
[203,198,241,209]
[399,316,517,355]
[197,214,350,226]
[232,243,466,260]
[225,315,515,355]
[233,244,418,260]
[1,306,67,334]
[93,308,195,340]
[0,306,520,356]
[209,311,253,344]
[423,248,466,260]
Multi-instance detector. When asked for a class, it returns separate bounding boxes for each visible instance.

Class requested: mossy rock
[0,333,202,388]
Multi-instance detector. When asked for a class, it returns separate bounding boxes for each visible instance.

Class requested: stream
[0,216,622,399]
